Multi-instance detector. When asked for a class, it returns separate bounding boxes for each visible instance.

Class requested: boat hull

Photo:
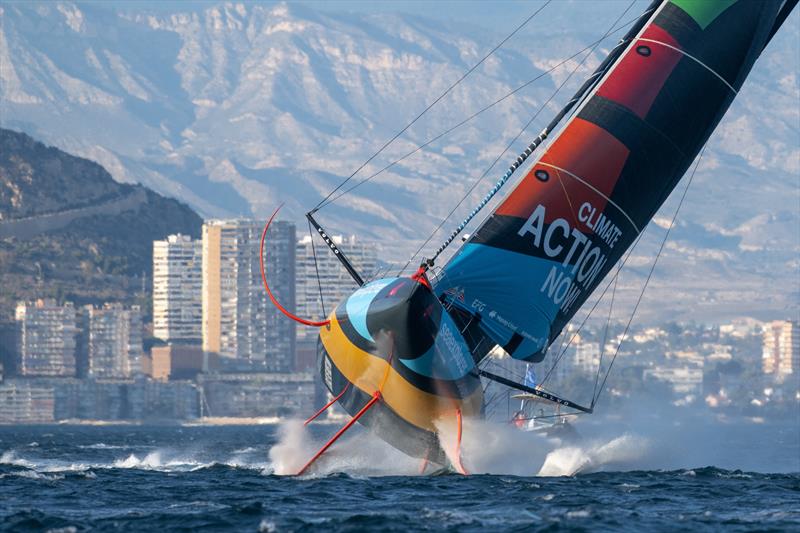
[317,277,483,466]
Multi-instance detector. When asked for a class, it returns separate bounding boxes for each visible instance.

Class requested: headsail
[435,0,787,362]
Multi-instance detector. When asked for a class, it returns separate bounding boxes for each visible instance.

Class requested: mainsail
[434,0,791,362]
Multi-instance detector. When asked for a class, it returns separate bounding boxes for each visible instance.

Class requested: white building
[87,303,143,378]
[762,320,799,378]
[574,341,600,374]
[545,332,599,385]
[202,219,296,371]
[153,234,202,343]
[15,299,77,377]
[643,365,704,396]
[0,380,55,423]
[295,234,379,341]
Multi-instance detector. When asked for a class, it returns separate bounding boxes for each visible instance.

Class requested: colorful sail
[435,0,787,362]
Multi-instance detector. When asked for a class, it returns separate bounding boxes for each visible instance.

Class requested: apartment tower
[202,219,296,371]
[153,234,202,343]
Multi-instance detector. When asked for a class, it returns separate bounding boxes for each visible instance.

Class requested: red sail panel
[496,118,630,225]
[597,24,683,119]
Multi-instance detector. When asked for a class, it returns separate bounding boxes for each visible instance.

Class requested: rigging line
[483,357,525,382]
[539,230,645,388]
[483,391,507,415]
[312,0,552,212]
[482,357,560,398]
[592,272,618,401]
[551,329,570,372]
[307,219,327,318]
[424,0,640,268]
[399,2,637,275]
[315,8,650,212]
[397,44,597,275]
[592,145,707,409]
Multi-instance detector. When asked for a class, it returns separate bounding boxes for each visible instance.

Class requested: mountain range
[1,1,797,324]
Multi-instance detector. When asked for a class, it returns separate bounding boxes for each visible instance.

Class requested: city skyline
[3,213,798,425]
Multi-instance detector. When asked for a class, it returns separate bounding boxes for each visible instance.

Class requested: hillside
[0,128,202,324]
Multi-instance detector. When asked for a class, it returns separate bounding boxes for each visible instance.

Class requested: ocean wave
[0,469,65,481]
[232,446,259,454]
[1,448,271,475]
[0,450,35,468]
[77,443,135,450]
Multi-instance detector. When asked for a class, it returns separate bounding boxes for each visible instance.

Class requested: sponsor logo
[517,202,626,315]
[444,286,466,302]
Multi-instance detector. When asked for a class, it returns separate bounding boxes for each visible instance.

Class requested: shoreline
[0,416,347,427]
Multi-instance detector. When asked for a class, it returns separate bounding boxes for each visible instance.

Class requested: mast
[306,211,365,286]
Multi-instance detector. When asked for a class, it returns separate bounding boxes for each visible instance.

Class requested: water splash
[267,419,314,475]
[463,419,650,476]
[268,419,418,476]
[1,446,270,475]
[538,434,649,476]
[266,416,652,477]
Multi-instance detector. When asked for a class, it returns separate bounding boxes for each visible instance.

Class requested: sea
[1,412,798,532]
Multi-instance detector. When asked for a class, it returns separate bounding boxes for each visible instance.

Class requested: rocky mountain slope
[0,1,797,324]
[0,128,202,324]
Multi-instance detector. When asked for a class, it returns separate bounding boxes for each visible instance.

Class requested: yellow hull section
[319,314,482,433]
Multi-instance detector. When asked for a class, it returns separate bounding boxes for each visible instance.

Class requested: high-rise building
[295,234,379,370]
[153,234,202,343]
[762,320,799,378]
[295,234,378,336]
[574,342,600,374]
[87,303,143,378]
[15,299,77,377]
[202,219,296,371]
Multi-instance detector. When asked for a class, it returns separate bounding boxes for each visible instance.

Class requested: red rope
[260,205,330,327]
[454,408,469,475]
[410,266,431,289]
[297,391,381,475]
[304,383,351,426]
[418,454,430,475]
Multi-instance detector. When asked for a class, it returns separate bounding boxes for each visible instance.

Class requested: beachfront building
[152,234,203,343]
[87,303,143,378]
[202,219,296,371]
[15,299,77,377]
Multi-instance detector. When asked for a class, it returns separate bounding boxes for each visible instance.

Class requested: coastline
[0,416,347,427]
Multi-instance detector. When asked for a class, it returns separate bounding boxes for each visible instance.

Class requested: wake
[0,419,651,478]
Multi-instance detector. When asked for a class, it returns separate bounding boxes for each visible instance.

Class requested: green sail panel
[671,0,737,29]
